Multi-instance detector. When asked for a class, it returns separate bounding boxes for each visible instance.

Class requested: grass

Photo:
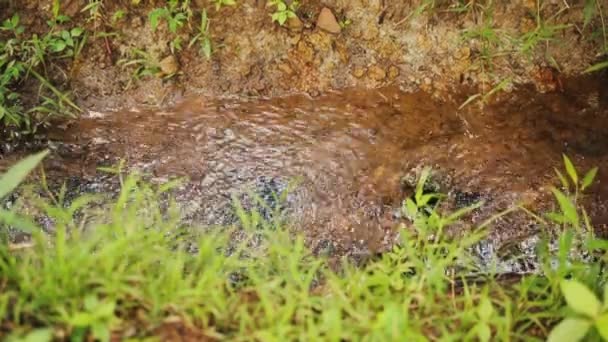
[0,152,607,341]
[0,13,84,132]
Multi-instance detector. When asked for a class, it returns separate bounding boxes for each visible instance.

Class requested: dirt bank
[2,0,606,113]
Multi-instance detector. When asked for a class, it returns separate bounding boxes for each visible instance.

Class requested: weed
[81,0,104,25]
[548,280,608,341]
[188,9,212,59]
[0,13,83,131]
[459,78,511,109]
[518,1,570,56]
[267,0,298,26]
[117,48,161,84]
[0,152,606,340]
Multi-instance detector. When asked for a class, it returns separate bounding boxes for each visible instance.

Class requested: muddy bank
[2,0,605,113]
[11,75,600,267]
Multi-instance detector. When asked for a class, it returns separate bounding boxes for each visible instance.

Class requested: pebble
[316,7,341,34]
[159,55,179,75]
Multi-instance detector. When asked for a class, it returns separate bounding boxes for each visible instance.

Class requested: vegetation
[0,152,606,341]
[267,0,299,26]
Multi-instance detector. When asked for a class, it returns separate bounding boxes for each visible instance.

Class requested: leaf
[477,297,494,320]
[550,187,579,228]
[202,38,212,59]
[583,0,597,29]
[476,323,491,342]
[70,27,83,37]
[547,318,591,342]
[596,312,608,340]
[0,209,38,233]
[459,93,482,109]
[415,167,432,204]
[403,198,418,218]
[91,323,111,342]
[149,8,165,30]
[21,328,54,342]
[0,150,49,200]
[70,312,95,326]
[560,280,601,318]
[581,167,598,191]
[563,155,578,185]
[584,60,608,74]
[555,168,570,190]
[604,283,608,311]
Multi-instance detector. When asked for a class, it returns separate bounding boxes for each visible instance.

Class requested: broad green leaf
[581,167,598,191]
[70,27,83,37]
[20,328,54,342]
[563,155,578,185]
[91,323,111,342]
[547,318,591,342]
[69,312,95,326]
[596,312,608,340]
[404,198,417,218]
[477,297,493,320]
[476,323,491,342]
[561,280,601,318]
[550,187,579,228]
[0,150,49,200]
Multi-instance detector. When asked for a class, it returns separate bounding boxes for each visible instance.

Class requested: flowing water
[5,76,608,267]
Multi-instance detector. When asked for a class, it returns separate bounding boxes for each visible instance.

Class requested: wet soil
[12,75,605,266]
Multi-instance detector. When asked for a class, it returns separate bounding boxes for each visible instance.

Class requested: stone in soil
[316,7,341,34]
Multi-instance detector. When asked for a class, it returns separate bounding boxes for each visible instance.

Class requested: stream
[4,76,608,270]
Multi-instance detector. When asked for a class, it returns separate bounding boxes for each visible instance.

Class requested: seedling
[189,9,213,59]
[267,0,299,26]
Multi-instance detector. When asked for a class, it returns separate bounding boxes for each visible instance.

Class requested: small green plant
[518,1,570,56]
[267,0,298,26]
[459,78,511,109]
[339,18,352,29]
[117,48,162,85]
[214,0,236,11]
[188,9,212,59]
[81,0,104,25]
[0,13,82,130]
[149,5,187,33]
[547,280,608,341]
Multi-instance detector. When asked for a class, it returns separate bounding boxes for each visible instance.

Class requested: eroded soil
[2,0,605,112]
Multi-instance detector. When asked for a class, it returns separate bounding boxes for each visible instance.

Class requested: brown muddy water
[5,76,608,271]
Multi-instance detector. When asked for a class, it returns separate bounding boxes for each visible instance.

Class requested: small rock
[159,55,179,75]
[368,65,386,81]
[388,65,400,79]
[287,16,303,31]
[353,66,367,78]
[316,7,341,34]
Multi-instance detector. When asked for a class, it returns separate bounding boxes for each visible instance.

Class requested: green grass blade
[0,150,49,200]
